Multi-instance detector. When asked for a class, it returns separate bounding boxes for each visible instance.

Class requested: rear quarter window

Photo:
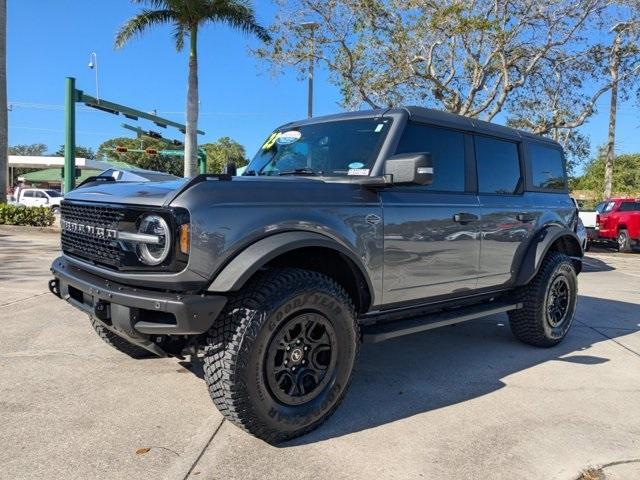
[529,143,567,190]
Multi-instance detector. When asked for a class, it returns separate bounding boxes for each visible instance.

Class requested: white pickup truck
[16,188,63,213]
[576,202,610,251]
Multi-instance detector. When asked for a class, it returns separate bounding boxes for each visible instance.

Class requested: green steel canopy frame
[64,76,206,192]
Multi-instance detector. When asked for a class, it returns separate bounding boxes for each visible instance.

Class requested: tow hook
[48,278,60,298]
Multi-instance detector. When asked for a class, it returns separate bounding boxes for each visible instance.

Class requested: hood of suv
[63,179,189,207]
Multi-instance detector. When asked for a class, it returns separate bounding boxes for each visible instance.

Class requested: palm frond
[129,0,171,7]
[173,23,187,51]
[205,1,271,43]
[115,9,180,49]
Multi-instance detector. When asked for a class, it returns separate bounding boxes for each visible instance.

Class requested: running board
[362,301,522,344]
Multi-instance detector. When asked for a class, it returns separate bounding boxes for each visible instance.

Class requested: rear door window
[475,136,521,194]
[618,201,640,212]
[529,143,566,190]
[395,122,466,192]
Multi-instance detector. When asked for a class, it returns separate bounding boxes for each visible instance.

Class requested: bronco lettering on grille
[62,220,117,240]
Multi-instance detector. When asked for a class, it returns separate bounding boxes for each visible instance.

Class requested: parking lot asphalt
[1,226,639,480]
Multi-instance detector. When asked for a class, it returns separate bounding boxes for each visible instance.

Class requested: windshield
[45,190,63,197]
[245,118,392,177]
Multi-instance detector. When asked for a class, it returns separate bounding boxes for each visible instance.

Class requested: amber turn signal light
[179,224,190,254]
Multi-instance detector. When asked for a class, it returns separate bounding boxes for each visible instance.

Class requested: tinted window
[618,201,640,212]
[475,136,521,194]
[395,123,465,192]
[530,143,566,190]
[23,190,34,198]
[45,190,62,197]
[35,191,47,198]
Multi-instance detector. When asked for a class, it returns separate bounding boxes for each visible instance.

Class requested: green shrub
[0,204,55,227]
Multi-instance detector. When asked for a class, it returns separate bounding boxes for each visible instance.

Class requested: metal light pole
[603,22,630,200]
[64,77,76,193]
[88,52,99,102]
[301,22,318,118]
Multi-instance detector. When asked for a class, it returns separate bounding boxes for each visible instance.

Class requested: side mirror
[384,153,433,186]
[223,161,237,176]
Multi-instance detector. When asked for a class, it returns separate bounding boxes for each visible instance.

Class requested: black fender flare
[207,231,374,298]
[514,226,583,286]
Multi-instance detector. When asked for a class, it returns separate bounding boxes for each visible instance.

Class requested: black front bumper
[50,256,227,338]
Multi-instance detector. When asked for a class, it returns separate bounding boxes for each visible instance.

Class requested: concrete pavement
[1,226,639,479]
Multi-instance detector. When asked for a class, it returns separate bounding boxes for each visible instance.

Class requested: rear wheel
[203,268,359,444]
[617,229,632,252]
[509,252,578,347]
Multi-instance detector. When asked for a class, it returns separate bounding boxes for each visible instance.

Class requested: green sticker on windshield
[262,132,280,150]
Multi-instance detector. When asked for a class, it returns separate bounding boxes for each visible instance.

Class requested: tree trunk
[0,0,7,203]
[604,32,621,200]
[183,25,199,178]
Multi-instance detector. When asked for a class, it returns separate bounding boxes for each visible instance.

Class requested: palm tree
[0,0,7,203]
[115,0,269,177]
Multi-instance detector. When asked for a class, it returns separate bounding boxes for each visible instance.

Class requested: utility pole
[604,23,629,200]
[301,22,318,118]
[0,0,7,203]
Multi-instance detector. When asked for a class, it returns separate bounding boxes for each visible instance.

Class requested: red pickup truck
[595,198,640,252]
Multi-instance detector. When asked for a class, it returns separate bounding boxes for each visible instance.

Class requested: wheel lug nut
[304,346,309,351]
[302,360,306,364]
[296,340,301,345]
[292,366,296,371]
[286,346,290,351]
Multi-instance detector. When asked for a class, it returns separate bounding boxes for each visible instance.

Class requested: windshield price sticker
[348,168,370,176]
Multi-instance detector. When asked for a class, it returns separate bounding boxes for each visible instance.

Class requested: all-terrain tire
[508,251,577,347]
[89,316,153,359]
[203,268,360,444]
[617,229,632,253]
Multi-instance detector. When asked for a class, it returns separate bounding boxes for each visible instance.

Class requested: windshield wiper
[277,168,320,176]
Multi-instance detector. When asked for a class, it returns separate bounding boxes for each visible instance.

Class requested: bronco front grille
[60,202,126,268]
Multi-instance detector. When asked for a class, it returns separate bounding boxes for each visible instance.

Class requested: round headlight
[137,215,171,266]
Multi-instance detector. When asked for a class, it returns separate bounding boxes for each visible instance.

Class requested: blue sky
[7,0,640,165]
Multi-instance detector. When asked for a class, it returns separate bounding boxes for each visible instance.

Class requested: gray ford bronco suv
[50,107,582,443]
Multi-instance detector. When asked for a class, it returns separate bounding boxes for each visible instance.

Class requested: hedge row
[0,204,55,227]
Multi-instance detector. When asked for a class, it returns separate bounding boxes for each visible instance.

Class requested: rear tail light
[596,214,600,226]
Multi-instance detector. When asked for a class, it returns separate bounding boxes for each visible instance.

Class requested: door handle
[516,213,536,223]
[453,212,479,224]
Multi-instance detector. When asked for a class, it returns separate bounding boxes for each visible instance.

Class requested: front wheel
[203,268,359,443]
[509,252,578,347]
[89,316,154,359]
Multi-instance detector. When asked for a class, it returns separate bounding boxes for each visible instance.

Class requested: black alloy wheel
[266,313,338,406]
[545,275,571,328]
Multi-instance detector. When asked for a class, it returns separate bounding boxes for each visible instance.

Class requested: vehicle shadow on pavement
[581,256,615,272]
[281,294,638,446]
